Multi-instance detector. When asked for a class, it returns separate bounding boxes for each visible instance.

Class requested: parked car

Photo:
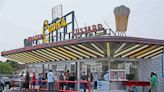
[0,76,11,89]
[0,80,4,92]
[9,74,21,88]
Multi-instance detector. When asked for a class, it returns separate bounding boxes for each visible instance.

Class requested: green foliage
[0,61,13,74]
[6,60,20,71]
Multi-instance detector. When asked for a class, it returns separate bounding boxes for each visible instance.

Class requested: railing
[12,80,90,92]
[58,80,90,92]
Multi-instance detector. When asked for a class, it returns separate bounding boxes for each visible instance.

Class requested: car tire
[5,83,10,89]
[0,85,4,92]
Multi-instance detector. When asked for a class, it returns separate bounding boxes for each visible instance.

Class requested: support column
[107,42,111,57]
[42,64,45,78]
[77,62,80,91]
[107,42,111,91]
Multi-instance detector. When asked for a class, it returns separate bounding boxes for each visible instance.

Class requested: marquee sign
[42,11,75,44]
[72,24,104,37]
[43,18,68,33]
[28,34,43,42]
[25,11,106,46]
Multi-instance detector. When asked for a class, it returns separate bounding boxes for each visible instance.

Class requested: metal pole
[77,62,80,91]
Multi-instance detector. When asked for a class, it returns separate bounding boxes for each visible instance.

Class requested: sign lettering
[43,18,68,33]
[72,24,104,37]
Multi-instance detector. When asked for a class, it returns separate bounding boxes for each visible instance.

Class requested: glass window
[110,61,126,80]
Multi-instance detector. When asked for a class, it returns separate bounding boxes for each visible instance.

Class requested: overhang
[1,36,164,64]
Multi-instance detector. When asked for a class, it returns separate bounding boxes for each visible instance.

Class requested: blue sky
[0,0,164,61]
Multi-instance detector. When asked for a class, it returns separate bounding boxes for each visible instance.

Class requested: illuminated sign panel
[72,24,104,37]
[28,34,43,42]
[25,11,107,46]
[43,18,68,33]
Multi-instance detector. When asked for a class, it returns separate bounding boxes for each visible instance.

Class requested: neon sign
[28,34,43,42]
[43,18,68,33]
[72,24,104,37]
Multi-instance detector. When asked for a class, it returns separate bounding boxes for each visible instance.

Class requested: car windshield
[14,75,20,79]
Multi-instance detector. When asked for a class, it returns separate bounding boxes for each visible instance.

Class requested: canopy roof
[1,36,164,64]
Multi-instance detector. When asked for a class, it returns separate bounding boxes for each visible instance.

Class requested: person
[68,72,77,90]
[24,72,30,92]
[31,72,36,89]
[37,73,42,88]
[19,71,24,92]
[103,71,109,81]
[63,71,68,90]
[94,73,99,89]
[88,73,94,92]
[47,70,55,92]
[149,72,158,92]
[59,73,64,90]
[81,71,88,92]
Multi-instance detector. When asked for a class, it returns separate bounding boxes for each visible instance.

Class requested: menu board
[110,71,126,80]
[91,63,102,72]
[110,71,118,80]
[56,64,65,71]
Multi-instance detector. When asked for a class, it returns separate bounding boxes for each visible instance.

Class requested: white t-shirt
[47,72,54,82]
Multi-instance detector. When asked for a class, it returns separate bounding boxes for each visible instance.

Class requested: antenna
[104,21,116,36]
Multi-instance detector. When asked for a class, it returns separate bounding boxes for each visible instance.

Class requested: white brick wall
[139,56,164,92]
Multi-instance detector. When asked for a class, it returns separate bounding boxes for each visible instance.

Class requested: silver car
[0,80,4,92]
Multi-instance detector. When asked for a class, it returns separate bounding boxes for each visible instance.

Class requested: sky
[0,0,164,61]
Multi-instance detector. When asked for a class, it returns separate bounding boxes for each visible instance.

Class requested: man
[19,71,24,92]
[81,71,88,92]
[47,70,55,92]
[150,72,158,92]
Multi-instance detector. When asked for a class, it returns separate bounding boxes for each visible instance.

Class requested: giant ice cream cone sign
[114,5,130,32]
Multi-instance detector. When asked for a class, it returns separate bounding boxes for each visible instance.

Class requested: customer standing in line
[19,71,24,92]
[47,70,55,92]
[149,72,158,92]
[24,72,30,92]
[31,72,36,89]
[88,73,94,92]
[81,71,88,92]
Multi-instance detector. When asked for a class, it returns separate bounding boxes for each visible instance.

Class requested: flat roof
[2,36,164,63]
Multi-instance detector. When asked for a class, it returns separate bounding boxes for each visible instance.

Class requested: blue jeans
[48,82,54,92]
[19,81,23,92]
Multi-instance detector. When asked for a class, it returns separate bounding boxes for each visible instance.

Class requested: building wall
[139,56,164,92]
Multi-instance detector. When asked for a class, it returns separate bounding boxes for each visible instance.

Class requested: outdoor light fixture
[114,44,140,57]
[41,49,65,61]
[64,46,90,58]
[71,45,97,58]
[91,43,105,54]
[52,48,77,60]
[144,50,163,59]
[78,44,105,57]
[121,45,149,58]
[46,48,71,60]
[114,43,127,54]
[57,47,83,59]
[137,46,164,59]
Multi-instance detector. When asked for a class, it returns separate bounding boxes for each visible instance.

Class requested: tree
[0,61,13,74]
[6,60,20,71]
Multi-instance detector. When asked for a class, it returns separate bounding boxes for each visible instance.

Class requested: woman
[89,73,94,92]
[32,72,36,89]
[68,72,77,90]
[24,72,30,92]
